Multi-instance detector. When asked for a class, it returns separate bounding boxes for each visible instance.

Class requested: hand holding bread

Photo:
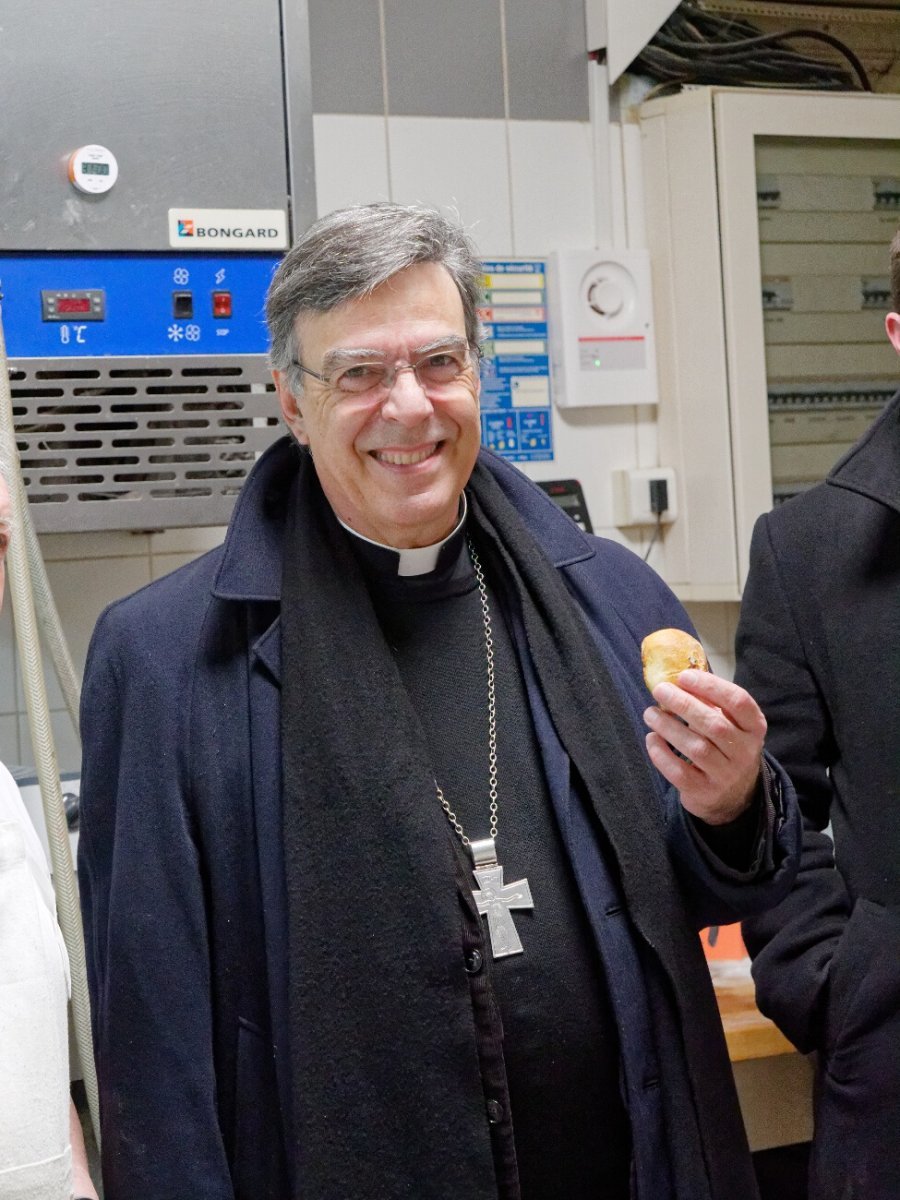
[640,627,766,825]
[641,628,709,694]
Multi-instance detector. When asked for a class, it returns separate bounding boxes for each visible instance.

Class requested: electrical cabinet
[639,87,900,598]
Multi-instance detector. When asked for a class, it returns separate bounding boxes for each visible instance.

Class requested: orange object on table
[700,925,798,1062]
[702,922,747,961]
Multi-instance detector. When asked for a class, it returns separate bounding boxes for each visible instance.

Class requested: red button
[212,291,232,318]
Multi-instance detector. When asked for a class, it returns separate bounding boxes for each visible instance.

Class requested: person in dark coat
[736,232,900,1200]
[79,202,799,1200]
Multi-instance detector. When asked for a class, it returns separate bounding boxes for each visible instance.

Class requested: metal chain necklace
[434,540,534,958]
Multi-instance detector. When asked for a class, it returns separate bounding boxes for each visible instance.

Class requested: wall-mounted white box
[547,248,658,409]
[612,467,677,527]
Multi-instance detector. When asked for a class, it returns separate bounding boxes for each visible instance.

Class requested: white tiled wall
[388,117,514,253]
[682,602,741,682]
[312,115,391,216]
[0,527,225,770]
[507,120,596,256]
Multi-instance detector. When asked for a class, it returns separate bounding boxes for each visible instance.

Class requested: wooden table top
[713,977,798,1063]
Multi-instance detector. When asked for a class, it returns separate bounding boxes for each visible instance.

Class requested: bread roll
[641,628,709,693]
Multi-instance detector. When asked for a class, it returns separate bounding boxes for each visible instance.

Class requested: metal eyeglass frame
[290,343,481,395]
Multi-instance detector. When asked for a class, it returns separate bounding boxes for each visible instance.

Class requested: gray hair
[266,202,483,396]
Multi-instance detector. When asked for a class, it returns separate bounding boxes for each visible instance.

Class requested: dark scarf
[280,451,745,1199]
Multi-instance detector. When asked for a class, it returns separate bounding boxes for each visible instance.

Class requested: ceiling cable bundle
[631,2,871,93]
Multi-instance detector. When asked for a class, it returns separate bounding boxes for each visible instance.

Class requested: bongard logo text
[177,223,280,239]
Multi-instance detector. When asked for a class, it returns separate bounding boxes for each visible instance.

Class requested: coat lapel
[245,610,294,1181]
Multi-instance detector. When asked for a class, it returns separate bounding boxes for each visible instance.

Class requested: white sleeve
[0,765,74,1200]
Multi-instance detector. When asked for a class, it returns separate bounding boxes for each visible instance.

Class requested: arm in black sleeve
[78,605,236,1198]
[735,512,849,1053]
[688,757,775,876]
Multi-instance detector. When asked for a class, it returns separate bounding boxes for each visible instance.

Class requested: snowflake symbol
[167,324,185,342]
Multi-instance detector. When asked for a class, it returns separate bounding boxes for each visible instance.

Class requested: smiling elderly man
[79,202,799,1200]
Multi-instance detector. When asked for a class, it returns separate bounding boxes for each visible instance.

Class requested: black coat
[736,390,900,1200]
[79,440,800,1200]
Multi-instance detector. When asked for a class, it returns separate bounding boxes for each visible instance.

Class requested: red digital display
[56,297,92,314]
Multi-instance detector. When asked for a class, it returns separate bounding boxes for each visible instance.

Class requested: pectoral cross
[469,837,534,958]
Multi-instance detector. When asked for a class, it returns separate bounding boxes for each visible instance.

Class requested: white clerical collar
[338,494,468,577]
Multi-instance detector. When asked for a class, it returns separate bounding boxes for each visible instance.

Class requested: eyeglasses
[292,345,477,398]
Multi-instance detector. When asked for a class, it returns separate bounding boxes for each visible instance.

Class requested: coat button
[486,1098,505,1124]
[465,948,484,975]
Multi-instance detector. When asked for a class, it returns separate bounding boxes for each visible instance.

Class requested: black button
[172,290,193,319]
[464,949,484,975]
[486,1099,505,1124]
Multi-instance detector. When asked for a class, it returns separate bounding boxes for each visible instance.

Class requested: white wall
[0,527,226,769]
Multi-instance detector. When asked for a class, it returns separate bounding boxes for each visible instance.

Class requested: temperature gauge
[41,289,106,322]
[68,145,118,195]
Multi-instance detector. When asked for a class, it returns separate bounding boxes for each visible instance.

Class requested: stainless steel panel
[383,0,505,118]
[505,0,590,121]
[0,0,314,531]
[308,0,385,116]
[283,0,320,237]
[0,0,295,250]
[9,354,283,531]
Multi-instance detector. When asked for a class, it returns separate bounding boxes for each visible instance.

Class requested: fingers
[643,703,729,772]
[656,670,767,738]
[643,672,766,825]
[649,723,762,823]
[645,730,705,791]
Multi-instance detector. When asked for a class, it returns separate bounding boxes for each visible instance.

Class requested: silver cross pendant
[469,837,534,958]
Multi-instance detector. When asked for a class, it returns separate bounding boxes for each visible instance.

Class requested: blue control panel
[0,253,281,357]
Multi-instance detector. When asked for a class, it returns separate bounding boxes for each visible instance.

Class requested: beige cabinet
[639,87,900,599]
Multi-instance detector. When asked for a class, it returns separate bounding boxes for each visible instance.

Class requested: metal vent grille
[8,354,282,531]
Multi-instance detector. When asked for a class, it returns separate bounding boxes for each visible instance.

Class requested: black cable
[655,28,871,90]
[635,46,851,90]
[634,53,853,92]
[642,516,663,564]
[643,41,853,83]
[637,36,845,71]
[669,10,767,44]
[632,2,870,93]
